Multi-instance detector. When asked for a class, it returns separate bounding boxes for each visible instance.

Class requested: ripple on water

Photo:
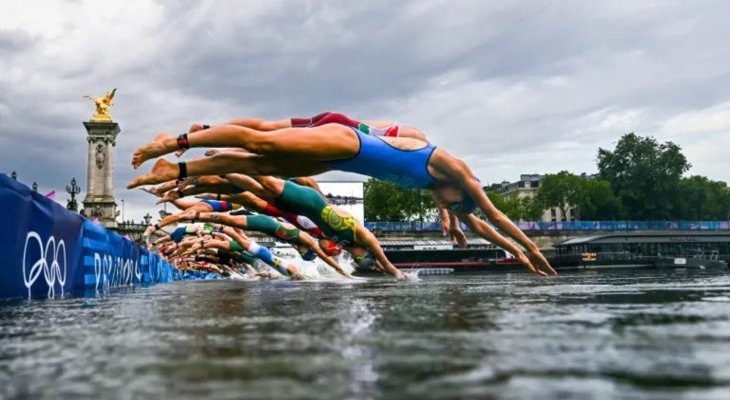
[2,270,730,399]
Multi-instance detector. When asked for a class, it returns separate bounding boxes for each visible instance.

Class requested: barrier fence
[0,174,177,299]
[365,220,730,232]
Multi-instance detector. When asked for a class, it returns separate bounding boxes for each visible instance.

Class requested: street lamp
[121,199,125,223]
[66,177,81,212]
[143,213,152,226]
[10,171,17,180]
[32,182,38,192]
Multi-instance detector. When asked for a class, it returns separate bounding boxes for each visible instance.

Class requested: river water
[2,269,730,399]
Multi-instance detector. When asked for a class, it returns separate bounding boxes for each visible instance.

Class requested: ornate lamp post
[66,177,81,212]
[32,182,38,192]
[10,171,17,180]
[143,213,152,226]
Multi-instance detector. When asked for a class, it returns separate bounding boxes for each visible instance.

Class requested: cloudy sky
[1,0,729,221]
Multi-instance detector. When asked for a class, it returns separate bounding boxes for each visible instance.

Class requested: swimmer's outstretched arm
[179,211,246,230]
[461,215,541,275]
[298,232,353,279]
[439,207,451,237]
[225,229,303,280]
[461,182,555,275]
[354,225,406,280]
[446,211,468,248]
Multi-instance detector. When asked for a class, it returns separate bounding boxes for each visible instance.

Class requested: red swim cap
[322,239,342,256]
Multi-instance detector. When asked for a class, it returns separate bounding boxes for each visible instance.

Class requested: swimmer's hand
[528,249,557,276]
[396,271,414,282]
[441,219,450,238]
[449,227,468,249]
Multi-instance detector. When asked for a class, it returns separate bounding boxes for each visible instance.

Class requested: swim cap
[353,251,376,270]
[322,240,342,256]
[301,248,317,261]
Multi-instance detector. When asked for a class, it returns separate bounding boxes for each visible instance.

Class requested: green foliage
[363,179,437,222]
[533,172,623,220]
[675,176,730,220]
[576,179,623,220]
[534,171,584,220]
[598,133,690,219]
[486,192,542,221]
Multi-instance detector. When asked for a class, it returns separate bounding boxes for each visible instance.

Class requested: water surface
[2,270,730,399]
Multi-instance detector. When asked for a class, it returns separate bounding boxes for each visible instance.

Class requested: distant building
[489,173,596,222]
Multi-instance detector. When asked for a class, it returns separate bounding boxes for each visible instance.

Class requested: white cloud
[2,0,730,222]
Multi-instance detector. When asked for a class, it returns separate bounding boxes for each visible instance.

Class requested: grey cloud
[0,29,34,52]
[2,0,730,222]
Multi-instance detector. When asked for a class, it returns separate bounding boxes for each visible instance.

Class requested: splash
[270,246,357,281]
[403,270,422,283]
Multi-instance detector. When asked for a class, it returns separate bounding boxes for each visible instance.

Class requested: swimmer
[176,111,427,158]
[177,209,352,278]
[192,190,341,256]
[129,122,555,276]
[142,197,241,240]
[192,227,303,280]
[201,175,404,279]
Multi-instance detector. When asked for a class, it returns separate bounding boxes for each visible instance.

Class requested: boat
[551,232,730,270]
[354,239,523,275]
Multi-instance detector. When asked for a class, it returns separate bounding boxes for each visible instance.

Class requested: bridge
[365,220,730,249]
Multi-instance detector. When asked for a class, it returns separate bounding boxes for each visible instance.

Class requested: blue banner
[0,174,177,299]
[365,220,730,232]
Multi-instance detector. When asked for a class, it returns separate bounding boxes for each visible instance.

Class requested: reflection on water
[2,270,730,399]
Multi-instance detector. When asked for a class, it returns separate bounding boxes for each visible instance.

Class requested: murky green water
[2,270,730,399]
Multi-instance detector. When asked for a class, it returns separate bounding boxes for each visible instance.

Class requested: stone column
[82,121,120,228]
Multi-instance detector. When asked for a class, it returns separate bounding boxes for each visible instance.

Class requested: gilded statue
[83,88,117,121]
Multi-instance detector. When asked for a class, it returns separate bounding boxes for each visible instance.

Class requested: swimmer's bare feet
[127,158,179,189]
[132,132,176,169]
[174,123,206,157]
[156,189,180,205]
[189,123,205,133]
[145,180,178,196]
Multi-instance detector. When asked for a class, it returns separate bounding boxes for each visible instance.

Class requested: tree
[576,179,623,220]
[486,192,542,221]
[363,179,437,222]
[598,133,690,219]
[676,176,730,220]
[534,171,585,220]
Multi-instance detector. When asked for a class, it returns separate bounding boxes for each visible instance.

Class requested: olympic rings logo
[22,231,67,298]
[94,253,142,292]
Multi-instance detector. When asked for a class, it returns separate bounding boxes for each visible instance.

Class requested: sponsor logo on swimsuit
[22,231,67,298]
[321,206,356,245]
[357,123,371,134]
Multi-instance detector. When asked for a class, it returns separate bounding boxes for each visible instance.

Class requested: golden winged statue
[83,88,117,121]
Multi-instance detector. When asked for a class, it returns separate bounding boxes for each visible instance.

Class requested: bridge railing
[365,221,730,232]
